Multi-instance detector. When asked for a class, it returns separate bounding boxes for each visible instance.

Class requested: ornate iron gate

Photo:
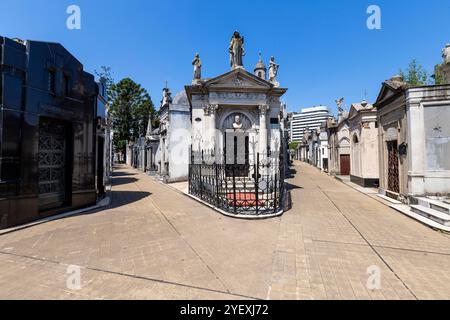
[387,141,399,193]
[38,119,67,211]
[189,148,285,217]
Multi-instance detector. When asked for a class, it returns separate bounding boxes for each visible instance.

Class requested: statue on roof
[335,97,345,113]
[442,43,450,64]
[268,56,280,87]
[161,86,172,107]
[229,31,245,69]
[192,53,202,83]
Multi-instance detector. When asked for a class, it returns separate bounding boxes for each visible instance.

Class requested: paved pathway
[0,162,450,300]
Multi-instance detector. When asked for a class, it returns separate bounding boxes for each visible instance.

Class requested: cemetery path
[0,162,449,300]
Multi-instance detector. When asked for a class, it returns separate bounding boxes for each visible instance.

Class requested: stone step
[390,204,450,232]
[417,197,450,216]
[377,194,402,204]
[410,205,450,227]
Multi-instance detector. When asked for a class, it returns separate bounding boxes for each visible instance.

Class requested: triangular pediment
[375,85,395,105]
[375,81,407,107]
[348,106,359,119]
[204,68,273,90]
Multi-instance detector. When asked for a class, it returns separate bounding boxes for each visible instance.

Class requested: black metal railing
[188,148,285,216]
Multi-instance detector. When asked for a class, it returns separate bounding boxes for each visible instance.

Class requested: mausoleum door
[387,141,400,193]
[224,131,250,177]
[38,118,69,212]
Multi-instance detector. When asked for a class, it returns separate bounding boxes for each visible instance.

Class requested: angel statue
[335,97,345,113]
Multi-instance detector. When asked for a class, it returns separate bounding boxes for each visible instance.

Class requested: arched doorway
[222,112,252,177]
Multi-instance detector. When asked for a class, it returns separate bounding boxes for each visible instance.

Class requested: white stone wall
[167,110,191,182]
[406,86,450,196]
[361,121,379,179]
[350,114,379,180]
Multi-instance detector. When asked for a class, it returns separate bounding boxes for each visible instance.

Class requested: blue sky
[1,0,449,115]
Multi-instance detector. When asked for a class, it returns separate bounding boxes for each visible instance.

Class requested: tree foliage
[434,68,444,85]
[289,141,300,151]
[94,66,115,100]
[399,59,430,86]
[109,78,156,154]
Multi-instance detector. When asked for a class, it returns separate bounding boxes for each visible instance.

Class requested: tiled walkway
[0,162,449,299]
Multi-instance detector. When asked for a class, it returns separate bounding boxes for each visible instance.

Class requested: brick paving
[0,161,449,300]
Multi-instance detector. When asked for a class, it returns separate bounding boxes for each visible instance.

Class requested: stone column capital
[259,104,270,116]
[210,104,219,115]
[204,104,219,116]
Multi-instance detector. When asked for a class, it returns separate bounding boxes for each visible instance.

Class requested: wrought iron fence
[188,148,285,217]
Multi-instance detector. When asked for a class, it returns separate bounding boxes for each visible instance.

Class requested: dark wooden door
[387,141,400,193]
[340,154,351,175]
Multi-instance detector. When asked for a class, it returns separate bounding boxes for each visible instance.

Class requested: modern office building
[290,106,330,142]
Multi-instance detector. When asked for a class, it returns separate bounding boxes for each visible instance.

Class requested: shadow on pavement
[107,190,152,210]
[286,168,297,179]
[285,182,302,191]
[65,190,152,220]
[112,171,138,177]
[112,177,138,186]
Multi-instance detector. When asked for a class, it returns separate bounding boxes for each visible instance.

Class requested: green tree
[289,141,300,151]
[399,59,430,86]
[109,78,155,154]
[433,68,444,85]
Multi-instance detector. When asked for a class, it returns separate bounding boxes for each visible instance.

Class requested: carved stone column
[209,104,219,152]
[160,137,166,175]
[259,105,269,155]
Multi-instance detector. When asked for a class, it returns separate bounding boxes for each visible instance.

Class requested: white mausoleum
[185,34,287,163]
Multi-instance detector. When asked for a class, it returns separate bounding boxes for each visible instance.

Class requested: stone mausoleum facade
[0,36,110,229]
[125,32,288,218]
[375,75,450,202]
[185,34,287,163]
[185,32,288,217]
[348,100,379,188]
[186,69,287,159]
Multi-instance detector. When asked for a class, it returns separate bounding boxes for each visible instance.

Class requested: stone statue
[335,97,345,113]
[233,114,243,130]
[442,43,450,64]
[192,53,202,83]
[268,56,279,87]
[162,87,172,106]
[229,31,245,69]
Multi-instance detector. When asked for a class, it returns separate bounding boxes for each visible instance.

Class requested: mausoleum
[185,32,288,217]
